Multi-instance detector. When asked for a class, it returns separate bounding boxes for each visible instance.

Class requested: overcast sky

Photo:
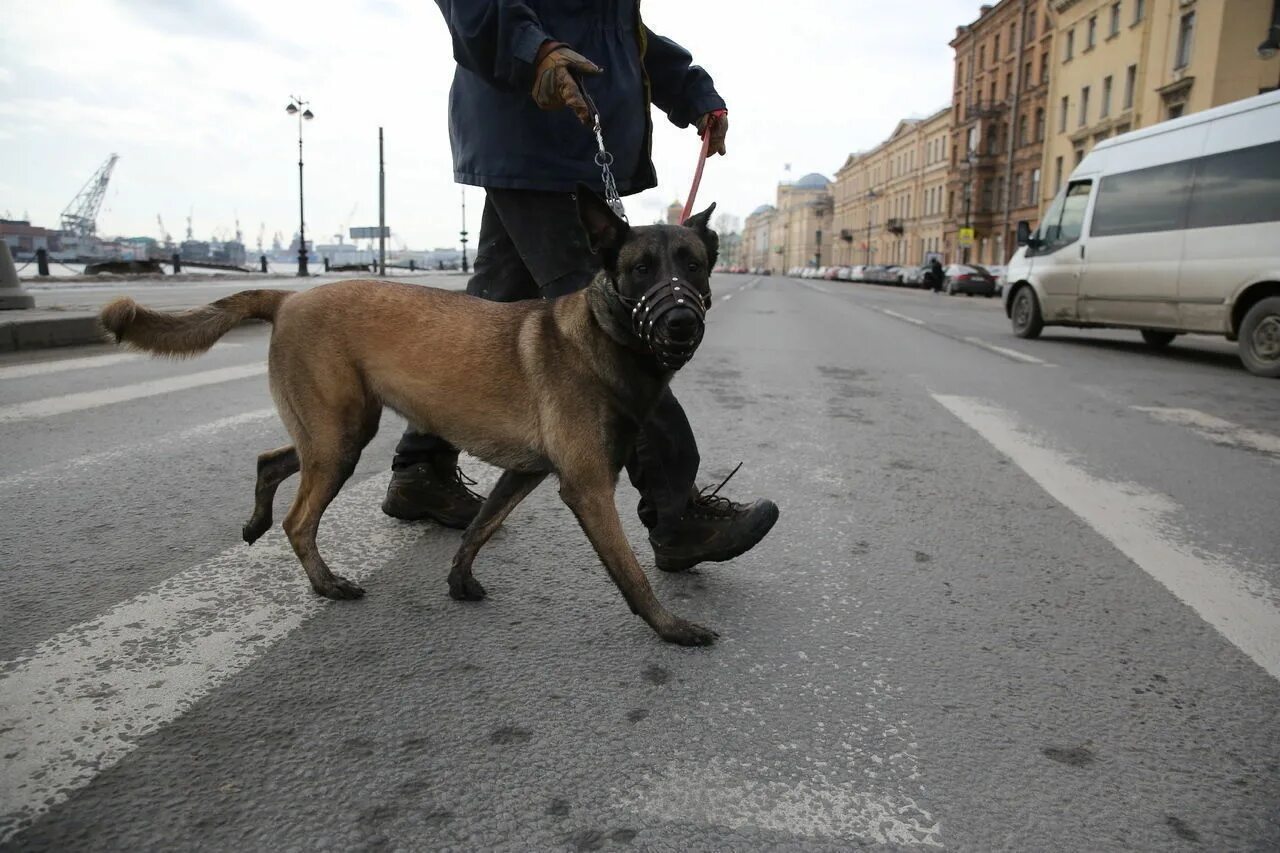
[0,0,982,250]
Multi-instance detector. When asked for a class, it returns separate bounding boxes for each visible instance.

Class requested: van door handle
[1079,245,1085,260]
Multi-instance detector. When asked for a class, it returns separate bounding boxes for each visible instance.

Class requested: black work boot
[650,479,780,573]
[382,459,484,528]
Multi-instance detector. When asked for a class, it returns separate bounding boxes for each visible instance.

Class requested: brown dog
[100,189,721,646]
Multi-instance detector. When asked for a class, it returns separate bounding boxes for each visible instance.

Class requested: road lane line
[880,309,926,326]
[0,408,278,490]
[932,394,1280,682]
[721,293,733,301]
[0,468,494,843]
[1132,406,1280,461]
[961,337,1051,365]
[0,344,243,381]
[0,364,267,424]
[794,280,832,295]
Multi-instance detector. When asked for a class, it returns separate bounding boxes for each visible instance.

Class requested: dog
[100,187,721,646]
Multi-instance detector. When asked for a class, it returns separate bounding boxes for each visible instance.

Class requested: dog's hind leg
[243,445,299,544]
[448,469,548,601]
[558,472,717,647]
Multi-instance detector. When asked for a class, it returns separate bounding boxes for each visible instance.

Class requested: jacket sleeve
[434,1,552,92]
[642,27,726,129]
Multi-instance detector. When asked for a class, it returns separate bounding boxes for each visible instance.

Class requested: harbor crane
[60,154,119,244]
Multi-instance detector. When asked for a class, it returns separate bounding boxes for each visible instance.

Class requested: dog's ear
[575,183,629,257]
[682,202,719,269]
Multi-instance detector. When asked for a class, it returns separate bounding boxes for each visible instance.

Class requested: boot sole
[381,501,476,529]
[653,503,780,573]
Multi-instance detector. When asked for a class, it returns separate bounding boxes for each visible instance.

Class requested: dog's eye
[633,263,649,275]
[687,262,701,273]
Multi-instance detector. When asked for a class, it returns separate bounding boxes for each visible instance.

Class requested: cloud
[111,0,264,43]
[0,67,14,85]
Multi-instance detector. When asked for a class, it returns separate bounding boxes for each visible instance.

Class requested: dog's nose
[663,307,700,343]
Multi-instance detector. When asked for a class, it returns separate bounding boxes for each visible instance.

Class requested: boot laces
[692,461,746,518]
[448,466,485,502]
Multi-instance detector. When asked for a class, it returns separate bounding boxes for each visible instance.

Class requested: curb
[0,313,105,353]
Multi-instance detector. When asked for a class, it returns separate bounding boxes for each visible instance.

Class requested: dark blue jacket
[434,1,725,195]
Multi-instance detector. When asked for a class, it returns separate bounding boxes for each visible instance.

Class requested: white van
[1003,89,1280,377]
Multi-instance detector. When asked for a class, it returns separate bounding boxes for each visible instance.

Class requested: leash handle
[680,110,726,224]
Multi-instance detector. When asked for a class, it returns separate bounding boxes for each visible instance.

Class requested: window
[1123,64,1137,110]
[1133,0,1145,25]
[989,80,997,104]
[1030,168,1041,206]
[994,35,1000,59]
[1039,180,1093,250]
[1101,75,1113,118]
[1168,103,1185,120]
[979,45,986,69]
[1013,173,1023,210]
[1035,107,1045,141]
[1024,60,1032,88]
[1009,22,1016,49]
[1086,16,1097,50]
[1005,72,1013,99]
[1091,159,1193,236]
[981,182,994,212]
[1064,28,1075,61]
[1079,85,1090,127]
[1018,113,1028,146]
[1059,96,1069,132]
[1027,10,1037,39]
[1054,156,1064,193]
[1109,3,1121,37]
[1041,51,1049,83]
[1175,12,1195,69]
[1074,147,1085,166]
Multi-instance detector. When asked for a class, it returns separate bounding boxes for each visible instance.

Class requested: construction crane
[156,214,171,248]
[256,223,265,254]
[59,154,119,244]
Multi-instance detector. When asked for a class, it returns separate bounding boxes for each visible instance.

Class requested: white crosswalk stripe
[0,344,242,381]
[1132,406,1280,461]
[0,363,266,423]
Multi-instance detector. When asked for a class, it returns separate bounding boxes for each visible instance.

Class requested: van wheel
[1239,296,1280,378]
[1011,286,1043,339]
[1140,330,1178,347]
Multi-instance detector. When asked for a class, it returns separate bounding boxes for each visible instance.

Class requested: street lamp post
[962,150,977,264]
[285,96,314,277]
[864,189,879,265]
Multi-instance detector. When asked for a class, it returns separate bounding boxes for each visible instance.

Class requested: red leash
[680,110,726,223]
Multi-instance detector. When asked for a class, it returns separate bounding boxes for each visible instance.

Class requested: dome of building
[749,204,776,216]
[793,173,830,189]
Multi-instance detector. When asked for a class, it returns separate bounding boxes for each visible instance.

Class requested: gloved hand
[531,41,602,127]
[696,110,729,156]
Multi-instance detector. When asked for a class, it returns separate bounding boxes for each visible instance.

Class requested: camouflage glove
[531,41,603,127]
[696,110,728,156]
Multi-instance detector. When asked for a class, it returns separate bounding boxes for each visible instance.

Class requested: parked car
[986,265,1008,296]
[1005,89,1280,376]
[943,264,998,296]
[901,265,927,287]
[846,264,867,282]
[863,265,894,284]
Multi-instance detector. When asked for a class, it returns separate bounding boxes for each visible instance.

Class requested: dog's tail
[100,289,294,357]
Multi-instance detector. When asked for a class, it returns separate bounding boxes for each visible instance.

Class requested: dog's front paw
[659,618,718,647]
[448,575,487,602]
[312,574,366,600]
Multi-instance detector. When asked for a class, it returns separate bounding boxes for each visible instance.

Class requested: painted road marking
[1132,406,1280,461]
[933,394,1280,682]
[721,293,733,301]
[880,309,926,326]
[0,466,492,843]
[0,363,266,423]
[0,408,278,490]
[961,337,1051,365]
[623,758,942,846]
[0,344,243,381]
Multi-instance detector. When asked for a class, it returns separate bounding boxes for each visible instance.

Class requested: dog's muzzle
[621,277,711,370]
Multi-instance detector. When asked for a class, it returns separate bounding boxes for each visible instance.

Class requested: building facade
[772,173,833,272]
[947,0,1055,267]
[830,107,952,268]
[742,204,777,271]
[1042,0,1280,209]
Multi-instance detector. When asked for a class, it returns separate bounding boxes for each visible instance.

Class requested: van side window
[1040,180,1092,251]
[1090,160,1193,237]
[1187,140,1280,229]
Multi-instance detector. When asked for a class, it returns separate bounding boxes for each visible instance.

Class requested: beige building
[1042,0,1280,208]
[772,173,833,272]
[742,204,777,272]
[830,106,951,268]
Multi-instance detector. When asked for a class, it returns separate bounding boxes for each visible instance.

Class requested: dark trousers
[393,189,700,535]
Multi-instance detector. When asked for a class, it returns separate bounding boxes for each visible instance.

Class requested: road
[2,273,1277,851]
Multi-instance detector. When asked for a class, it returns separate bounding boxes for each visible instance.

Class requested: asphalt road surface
[2,273,1277,851]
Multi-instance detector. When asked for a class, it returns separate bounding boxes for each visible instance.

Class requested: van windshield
[1038,180,1092,251]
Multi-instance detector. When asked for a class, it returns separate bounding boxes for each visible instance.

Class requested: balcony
[964,100,1008,121]
[886,218,905,235]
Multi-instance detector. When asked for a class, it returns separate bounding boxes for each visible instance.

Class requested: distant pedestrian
[927,257,944,292]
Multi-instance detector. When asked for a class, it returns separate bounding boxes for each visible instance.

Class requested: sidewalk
[0,308,103,353]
